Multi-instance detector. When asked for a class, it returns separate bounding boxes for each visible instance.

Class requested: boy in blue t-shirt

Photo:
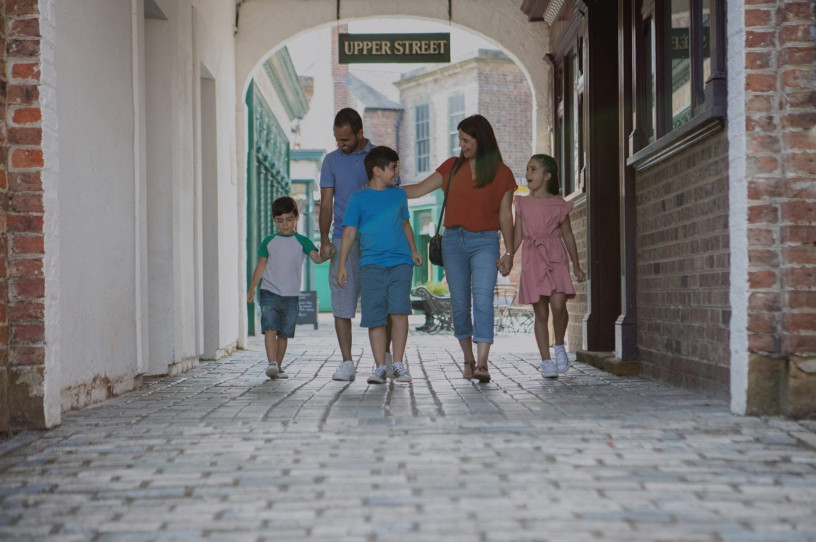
[248,196,331,379]
[337,146,422,384]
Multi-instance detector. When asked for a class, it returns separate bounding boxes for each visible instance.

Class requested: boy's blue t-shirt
[342,186,414,268]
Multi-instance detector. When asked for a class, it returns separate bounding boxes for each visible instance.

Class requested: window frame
[414,103,431,174]
[447,93,465,157]
[628,0,726,170]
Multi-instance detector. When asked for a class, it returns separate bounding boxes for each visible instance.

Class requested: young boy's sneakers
[540,359,558,379]
[332,360,356,381]
[392,361,412,383]
[277,365,289,379]
[553,344,570,373]
[367,365,388,384]
[265,362,280,379]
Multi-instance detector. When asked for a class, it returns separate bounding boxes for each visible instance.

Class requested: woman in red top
[403,115,516,382]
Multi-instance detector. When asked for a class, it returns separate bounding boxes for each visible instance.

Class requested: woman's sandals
[463,359,475,379]
[474,364,491,383]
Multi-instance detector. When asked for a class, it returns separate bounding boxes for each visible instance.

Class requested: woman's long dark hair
[457,114,503,188]
[530,154,560,195]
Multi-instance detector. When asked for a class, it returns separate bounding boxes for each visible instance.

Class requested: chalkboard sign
[297,291,318,329]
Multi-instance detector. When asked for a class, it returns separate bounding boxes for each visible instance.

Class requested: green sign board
[339,33,451,64]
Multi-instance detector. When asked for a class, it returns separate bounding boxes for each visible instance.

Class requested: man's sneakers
[367,365,388,384]
[392,361,412,383]
[553,344,570,373]
[540,359,558,379]
[332,360,356,381]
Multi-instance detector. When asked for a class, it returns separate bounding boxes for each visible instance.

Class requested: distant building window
[448,94,465,156]
[415,104,430,173]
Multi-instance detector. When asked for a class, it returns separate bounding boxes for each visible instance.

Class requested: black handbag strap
[434,158,461,235]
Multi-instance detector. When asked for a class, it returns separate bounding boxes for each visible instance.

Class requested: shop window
[630,0,725,169]
[553,42,584,196]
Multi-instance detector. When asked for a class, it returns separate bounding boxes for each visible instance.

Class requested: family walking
[248,108,585,383]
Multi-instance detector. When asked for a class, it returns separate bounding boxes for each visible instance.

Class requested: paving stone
[1,314,815,541]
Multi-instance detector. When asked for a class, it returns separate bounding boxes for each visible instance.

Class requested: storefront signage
[338,33,451,64]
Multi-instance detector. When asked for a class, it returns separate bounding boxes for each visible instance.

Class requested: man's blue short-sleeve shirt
[320,141,374,239]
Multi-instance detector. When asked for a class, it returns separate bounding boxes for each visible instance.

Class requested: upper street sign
[338,33,451,64]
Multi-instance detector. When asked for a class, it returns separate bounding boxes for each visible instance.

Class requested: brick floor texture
[1,315,815,541]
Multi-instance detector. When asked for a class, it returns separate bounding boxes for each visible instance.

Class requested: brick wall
[744,1,816,416]
[636,130,731,399]
[2,0,45,429]
[477,64,533,178]
[567,199,588,353]
[0,0,8,433]
[363,108,401,151]
[331,25,351,112]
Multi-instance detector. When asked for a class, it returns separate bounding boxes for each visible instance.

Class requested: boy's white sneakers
[265,362,279,379]
[553,344,570,373]
[392,361,412,383]
[367,365,388,384]
[332,360,356,381]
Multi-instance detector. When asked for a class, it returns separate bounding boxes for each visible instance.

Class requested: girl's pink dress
[514,194,576,304]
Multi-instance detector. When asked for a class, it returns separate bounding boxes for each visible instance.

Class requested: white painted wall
[55,0,140,405]
[48,0,242,413]
[193,0,241,359]
[728,0,748,415]
[40,0,61,427]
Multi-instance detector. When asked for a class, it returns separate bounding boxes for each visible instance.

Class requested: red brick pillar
[0,0,8,434]
[744,1,816,417]
[2,0,47,430]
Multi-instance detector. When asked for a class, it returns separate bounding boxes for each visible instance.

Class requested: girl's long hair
[457,114,503,188]
[530,154,560,195]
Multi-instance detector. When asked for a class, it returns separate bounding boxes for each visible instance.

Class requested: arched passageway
[234,0,553,341]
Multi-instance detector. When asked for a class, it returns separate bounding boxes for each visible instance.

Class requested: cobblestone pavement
[2,315,816,542]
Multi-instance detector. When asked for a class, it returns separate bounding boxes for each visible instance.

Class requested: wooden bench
[411,286,453,333]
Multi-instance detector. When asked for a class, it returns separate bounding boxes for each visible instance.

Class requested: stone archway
[233,0,551,339]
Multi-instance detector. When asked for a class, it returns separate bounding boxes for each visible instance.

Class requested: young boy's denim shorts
[359,264,413,328]
[259,289,299,338]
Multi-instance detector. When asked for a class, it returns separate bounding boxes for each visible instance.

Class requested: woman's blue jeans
[442,227,500,344]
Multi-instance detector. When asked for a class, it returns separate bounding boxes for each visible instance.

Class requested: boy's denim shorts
[359,264,413,328]
[259,290,299,338]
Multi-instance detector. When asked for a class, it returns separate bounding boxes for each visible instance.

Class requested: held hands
[496,253,513,277]
[320,242,337,259]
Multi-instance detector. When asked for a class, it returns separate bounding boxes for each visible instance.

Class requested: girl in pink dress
[512,155,585,379]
